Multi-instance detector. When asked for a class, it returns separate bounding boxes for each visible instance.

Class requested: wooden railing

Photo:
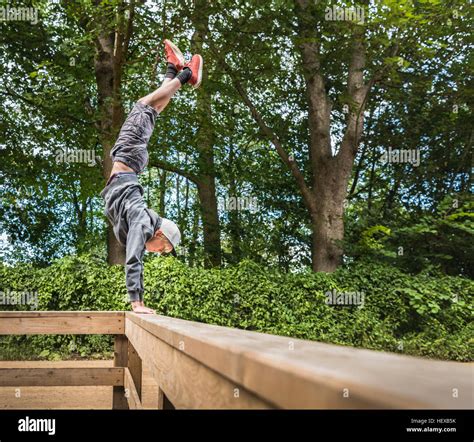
[0,311,472,409]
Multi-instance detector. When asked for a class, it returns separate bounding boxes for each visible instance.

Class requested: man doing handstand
[100,40,202,314]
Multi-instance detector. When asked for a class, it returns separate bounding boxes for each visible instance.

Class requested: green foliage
[345,195,474,277]
[1,255,472,362]
[359,225,392,251]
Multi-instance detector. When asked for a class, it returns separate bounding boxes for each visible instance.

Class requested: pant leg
[110,102,159,174]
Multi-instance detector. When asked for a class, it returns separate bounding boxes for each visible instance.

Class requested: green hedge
[0,255,472,361]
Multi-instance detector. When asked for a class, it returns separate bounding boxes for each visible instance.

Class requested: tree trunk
[311,162,347,271]
[294,0,368,271]
[197,177,221,268]
[158,148,168,217]
[94,33,126,264]
[228,145,242,263]
[190,0,222,267]
[189,201,200,267]
[92,1,134,265]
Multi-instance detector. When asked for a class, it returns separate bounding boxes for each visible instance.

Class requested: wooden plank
[0,311,125,335]
[113,334,129,409]
[0,386,112,409]
[125,318,272,409]
[125,313,474,409]
[124,368,143,410]
[0,360,115,368]
[0,368,123,386]
[0,311,125,318]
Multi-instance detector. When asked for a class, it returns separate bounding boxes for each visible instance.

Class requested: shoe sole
[164,39,185,70]
[192,54,203,89]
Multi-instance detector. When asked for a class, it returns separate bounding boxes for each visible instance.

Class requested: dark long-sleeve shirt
[100,172,161,302]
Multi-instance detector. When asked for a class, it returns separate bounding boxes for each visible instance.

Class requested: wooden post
[141,363,159,408]
[157,387,164,409]
[128,341,142,400]
[113,334,129,409]
[158,387,175,410]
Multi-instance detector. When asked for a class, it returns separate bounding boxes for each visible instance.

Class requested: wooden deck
[0,311,472,409]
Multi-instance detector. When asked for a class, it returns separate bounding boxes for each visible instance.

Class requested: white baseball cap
[159,217,181,256]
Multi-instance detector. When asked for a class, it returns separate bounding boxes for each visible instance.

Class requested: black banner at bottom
[0,409,471,441]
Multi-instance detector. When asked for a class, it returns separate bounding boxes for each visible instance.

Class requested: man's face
[145,230,174,254]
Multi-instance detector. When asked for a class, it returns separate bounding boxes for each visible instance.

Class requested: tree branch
[149,159,200,185]
[338,25,369,164]
[208,42,316,213]
[123,0,135,58]
[348,106,375,198]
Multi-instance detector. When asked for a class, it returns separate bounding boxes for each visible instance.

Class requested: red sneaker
[164,39,185,71]
[184,54,203,89]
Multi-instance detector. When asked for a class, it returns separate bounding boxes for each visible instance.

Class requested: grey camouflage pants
[110,101,159,174]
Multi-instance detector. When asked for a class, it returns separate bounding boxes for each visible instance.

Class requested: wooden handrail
[0,311,472,409]
[125,312,473,409]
